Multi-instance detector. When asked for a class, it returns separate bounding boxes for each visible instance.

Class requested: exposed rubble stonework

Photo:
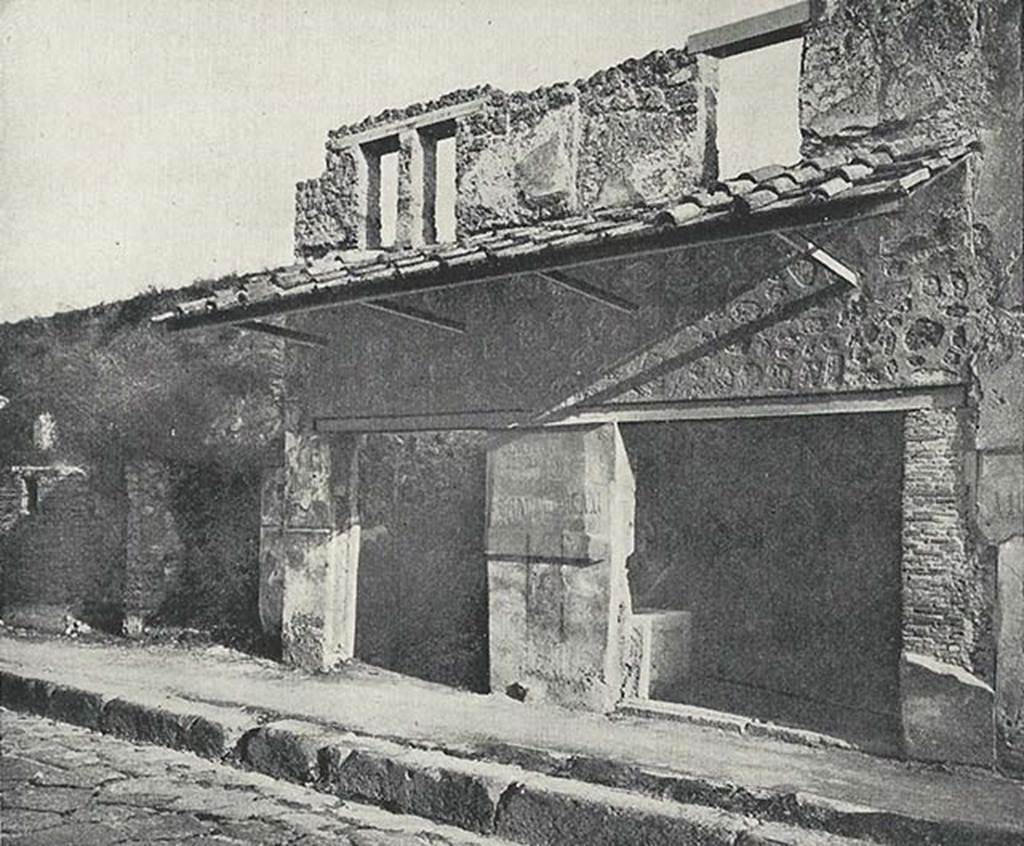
[0,465,121,631]
[294,50,717,257]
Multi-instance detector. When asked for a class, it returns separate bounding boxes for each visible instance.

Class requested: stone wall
[294,48,717,256]
[0,289,284,640]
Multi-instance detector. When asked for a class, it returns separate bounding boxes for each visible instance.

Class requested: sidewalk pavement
[1,632,1020,844]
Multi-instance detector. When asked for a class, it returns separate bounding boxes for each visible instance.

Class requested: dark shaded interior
[354,431,490,691]
[622,413,904,750]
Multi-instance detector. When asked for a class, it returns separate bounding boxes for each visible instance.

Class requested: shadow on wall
[355,431,490,692]
[153,463,272,656]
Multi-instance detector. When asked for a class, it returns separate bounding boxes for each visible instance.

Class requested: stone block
[243,720,332,783]
[495,774,751,846]
[279,527,360,671]
[487,424,635,711]
[322,740,511,834]
[487,559,527,694]
[630,609,693,701]
[996,536,1024,771]
[100,697,190,749]
[978,452,1023,544]
[901,652,995,767]
[284,432,334,529]
[47,684,106,730]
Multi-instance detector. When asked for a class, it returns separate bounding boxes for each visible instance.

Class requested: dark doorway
[354,431,490,692]
[622,413,904,751]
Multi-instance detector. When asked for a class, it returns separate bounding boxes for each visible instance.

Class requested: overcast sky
[0,0,798,323]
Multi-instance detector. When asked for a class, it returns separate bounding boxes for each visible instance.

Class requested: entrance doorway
[621,412,904,750]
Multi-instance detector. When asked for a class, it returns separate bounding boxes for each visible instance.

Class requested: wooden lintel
[337,98,484,149]
[534,269,640,314]
[551,385,966,426]
[314,408,529,433]
[237,320,328,347]
[686,1,811,58]
[361,299,466,334]
[775,232,860,288]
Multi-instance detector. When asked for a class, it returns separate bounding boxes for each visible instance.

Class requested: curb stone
[2,669,1020,846]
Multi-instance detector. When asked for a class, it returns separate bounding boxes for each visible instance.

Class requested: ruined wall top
[294,48,718,258]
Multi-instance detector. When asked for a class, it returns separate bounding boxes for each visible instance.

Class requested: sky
[0,0,799,323]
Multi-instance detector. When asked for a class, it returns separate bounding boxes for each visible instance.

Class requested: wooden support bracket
[775,232,860,288]
[361,299,466,334]
[534,269,640,314]
[237,321,329,347]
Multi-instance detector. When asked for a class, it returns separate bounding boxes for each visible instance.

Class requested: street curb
[1,669,1019,846]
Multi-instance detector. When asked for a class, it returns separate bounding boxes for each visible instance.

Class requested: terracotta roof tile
[159,134,978,327]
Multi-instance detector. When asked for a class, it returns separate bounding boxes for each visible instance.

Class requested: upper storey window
[351,105,469,250]
[361,135,400,249]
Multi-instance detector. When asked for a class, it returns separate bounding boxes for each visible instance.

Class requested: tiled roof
[156,134,976,329]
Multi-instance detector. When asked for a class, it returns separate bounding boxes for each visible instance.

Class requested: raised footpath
[1,634,1021,845]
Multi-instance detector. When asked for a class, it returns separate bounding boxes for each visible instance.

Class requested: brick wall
[0,467,123,627]
[901,407,991,675]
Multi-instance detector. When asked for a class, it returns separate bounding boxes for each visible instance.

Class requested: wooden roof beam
[774,232,860,288]
[686,2,811,58]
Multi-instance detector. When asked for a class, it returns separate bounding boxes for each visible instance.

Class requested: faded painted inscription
[490,487,604,527]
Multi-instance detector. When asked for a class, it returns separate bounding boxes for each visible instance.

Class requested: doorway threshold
[617,696,859,752]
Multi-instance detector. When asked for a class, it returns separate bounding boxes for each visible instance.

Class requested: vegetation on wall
[0,286,284,646]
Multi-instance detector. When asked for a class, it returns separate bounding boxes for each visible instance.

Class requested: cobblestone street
[0,709,504,845]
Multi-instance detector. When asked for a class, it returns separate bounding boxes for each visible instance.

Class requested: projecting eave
[152,135,975,333]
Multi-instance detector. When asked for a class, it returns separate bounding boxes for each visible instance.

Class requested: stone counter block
[901,652,995,767]
[487,424,635,711]
[629,610,693,701]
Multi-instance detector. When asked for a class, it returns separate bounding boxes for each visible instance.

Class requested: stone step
[1,670,1018,846]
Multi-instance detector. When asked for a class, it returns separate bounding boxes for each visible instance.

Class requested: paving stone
[3,821,124,846]
[0,755,65,784]
[96,776,187,808]
[0,808,64,834]
[116,810,215,841]
[213,818,295,845]
[2,784,94,813]
[349,831,434,846]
